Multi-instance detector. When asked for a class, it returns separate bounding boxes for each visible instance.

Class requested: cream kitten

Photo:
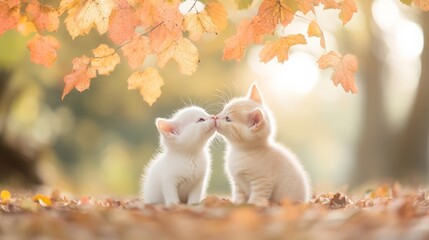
[216,84,311,206]
[141,106,216,205]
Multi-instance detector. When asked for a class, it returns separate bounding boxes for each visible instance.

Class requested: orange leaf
[91,44,120,75]
[33,193,52,207]
[318,51,358,93]
[157,37,199,75]
[127,67,164,106]
[149,23,182,54]
[1,190,11,204]
[27,34,60,68]
[64,0,115,39]
[259,34,307,63]
[223,36,245,61]
[62,55,97,100]
[184,11,217,41]
[122,35,150,69]
[307,20,325,49]
[296,0,320,14]
[257,0,295,31]
[0,1,20,36]
[25,0,59,32]
[108,0,140,44]
[137,0,160,27]
[205,0,228,32]
[322,0,357,25]
[413,0,429,11]
[158,0,183,35]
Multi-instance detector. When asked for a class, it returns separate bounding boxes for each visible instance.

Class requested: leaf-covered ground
[1,184,429,240]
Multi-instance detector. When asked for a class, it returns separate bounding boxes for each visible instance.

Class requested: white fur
[141,106,216,205]
[216,84,311,206]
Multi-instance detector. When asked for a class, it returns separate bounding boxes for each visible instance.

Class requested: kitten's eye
[225,116,231,122]
[197,118,205,122]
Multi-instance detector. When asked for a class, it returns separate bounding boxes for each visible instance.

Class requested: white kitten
[141,106,216,205]
[216,84,311,206]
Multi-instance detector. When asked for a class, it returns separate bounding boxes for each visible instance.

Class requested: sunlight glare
[179,0,205,14]
[247,47,319,96]
[394,20,424,59]
[372,0,400,31]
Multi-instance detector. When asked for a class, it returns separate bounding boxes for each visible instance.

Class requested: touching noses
[211,115,218,127]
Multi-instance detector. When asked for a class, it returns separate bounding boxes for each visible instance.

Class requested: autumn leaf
[137,0,160,27]
[64,0,115,39]
[257,0,296,32]
[223,36,245,61]
[127,67,164,106]
[26,0,59,32]
[91,44,120,75]
[122,35,150,69]
[413,0,429,11]
[259,34,307,63]
[33,194,52,207]
[0,1,20,36]
[108,0,140,44]
[62,55,97,100]
[1,190,11,204]
[235,0,254,9]
[296,0,320,14]
[322,0,357,25]
[318,51,358,93]
[184,11,218,41]
[307,20,325,49]
[400,0,412,4]
[16,16,37,36]
[158,0,183,35]
[205,0,228,32]
[27,34,60,68]
[157,37,199,75]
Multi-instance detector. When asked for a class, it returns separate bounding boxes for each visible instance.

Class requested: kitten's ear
[247,84,263,104]
[248,108,264,130]
[156,118,177,136]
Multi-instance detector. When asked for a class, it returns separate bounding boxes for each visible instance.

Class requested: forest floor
[1,184,429,240]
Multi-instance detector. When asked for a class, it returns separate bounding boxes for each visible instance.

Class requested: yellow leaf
[64,0,115,39]
[157,37,199,75]
[16,16,36,36]
[1,190,11,203]
[259,34,307,63]
[33,193,52,207]
[91,44,120,75]
[205,0,228,32]
[127,67,164,106]
[318,51,358,93]
[307,20,325,49]
[184,11,217,41]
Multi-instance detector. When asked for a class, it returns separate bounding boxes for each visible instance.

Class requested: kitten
[141,106,216,205]
[216,84,311,206]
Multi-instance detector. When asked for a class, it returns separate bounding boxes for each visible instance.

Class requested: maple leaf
[157,37,199,75]
[127,67,164,106]
[184,11,218,41]
[27,34,60,68]
[0,1,20,36]
[257,0,296,33]
[108,0,140,44]
[62,55,97,100]
[122,35,150,69]
[91,44,120,75]
[223,36,245,61]
[318,51,358,93]
[158,0,183,34]
[25,0,59,32]
[296,0,320,14]
[413,0,429,11]
[322,0,357,25]
[205,0,228,32]
[16,16,37,36]
[307,20,325,49]
[259,34,307,63]
[64,0,115,39]
[137,0,160,27]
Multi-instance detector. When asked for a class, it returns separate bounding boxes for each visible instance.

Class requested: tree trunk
[391,13,429,183]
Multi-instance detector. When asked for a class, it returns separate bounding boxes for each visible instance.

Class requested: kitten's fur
[141,106,216,205]
[216,84,311,206]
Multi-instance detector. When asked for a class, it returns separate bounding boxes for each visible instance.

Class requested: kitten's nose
[211,115,218,120]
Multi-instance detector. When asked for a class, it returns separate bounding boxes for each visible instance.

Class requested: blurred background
[0,0,428,196]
